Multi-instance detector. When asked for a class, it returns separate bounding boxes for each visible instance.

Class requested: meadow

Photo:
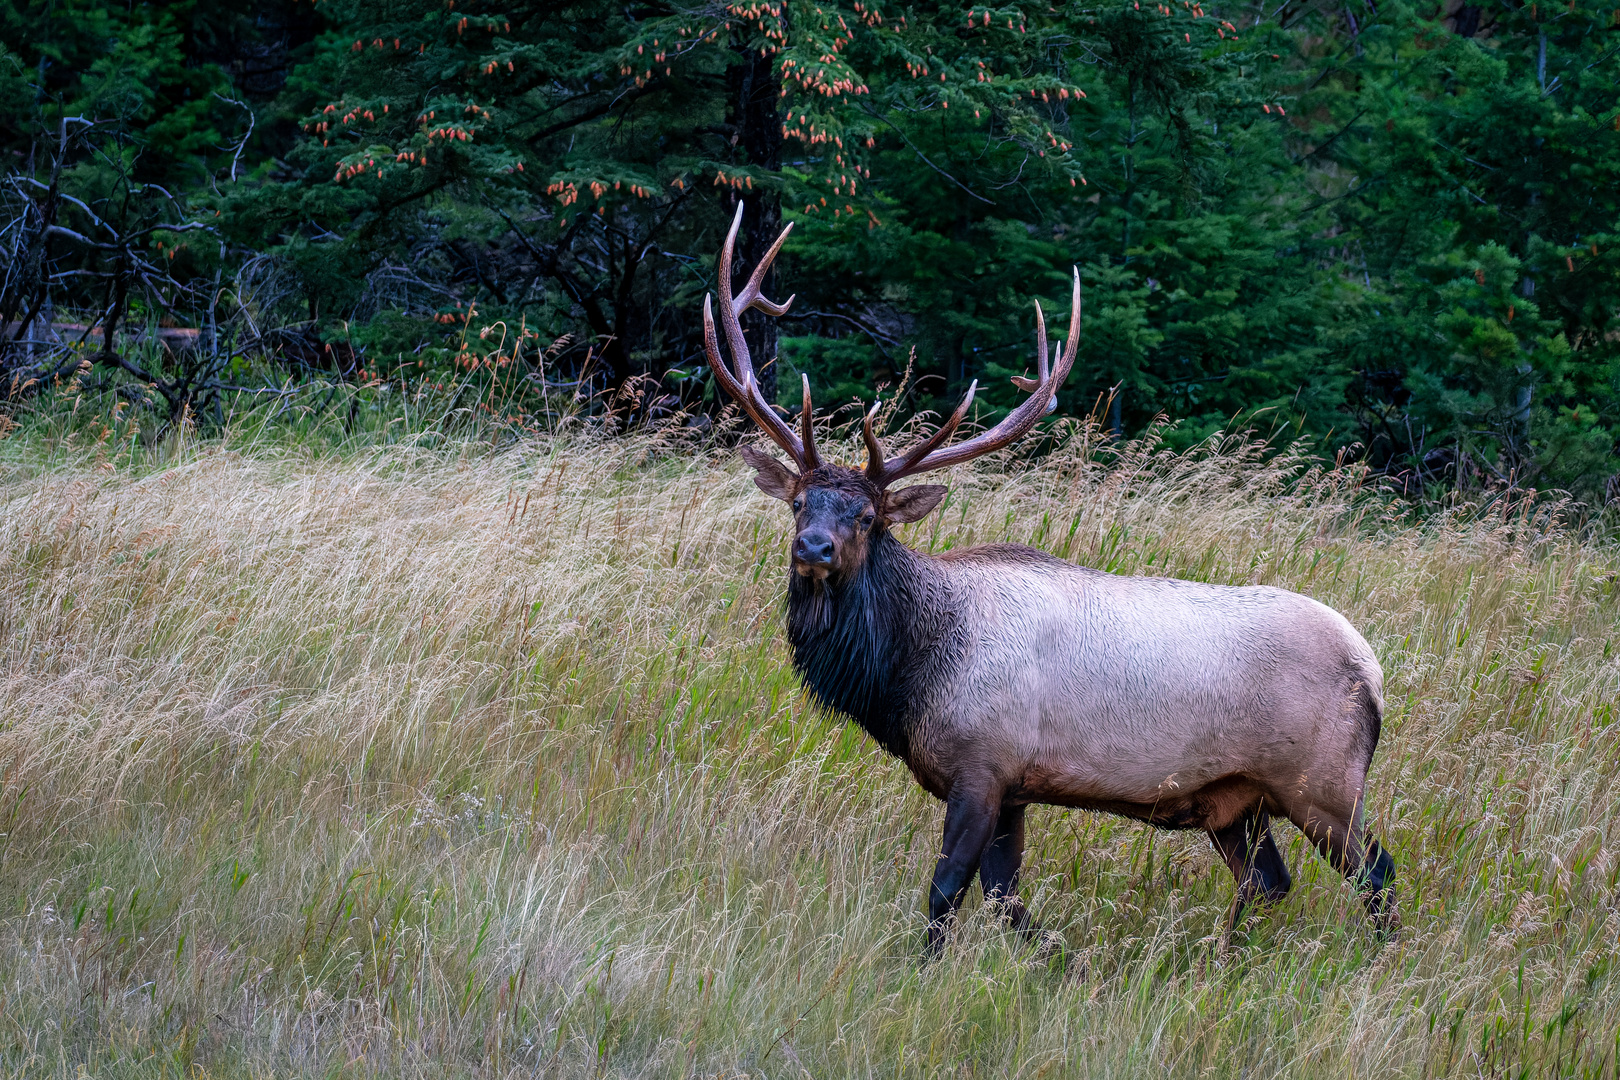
[2,408,1619,1078]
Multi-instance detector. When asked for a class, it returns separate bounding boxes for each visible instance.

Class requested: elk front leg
[979,802,1038,939]
[927,787,1000,956]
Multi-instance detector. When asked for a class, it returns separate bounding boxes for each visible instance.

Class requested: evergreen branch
[861,106,995,205]
[521,99,618,143]
[780,309,897,359]
[1296,108,1365,163]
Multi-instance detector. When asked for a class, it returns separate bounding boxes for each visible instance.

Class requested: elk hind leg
[1292,797,1399,935]
[1208,808,1292,941]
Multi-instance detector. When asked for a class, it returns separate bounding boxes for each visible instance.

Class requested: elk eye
[792,498,802,512]
[861,513,874,528]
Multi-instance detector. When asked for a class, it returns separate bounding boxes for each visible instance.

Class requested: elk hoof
[1028,929,1067,968]
[1368,890,1401,941]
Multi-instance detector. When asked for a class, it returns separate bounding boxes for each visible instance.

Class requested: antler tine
[871,381,976,484]
[715,204,755,390]
[1037,301,1050,382]
[875,268,1081,484]
[800,373,822,470]
[720,203,796,325]
[1011,302,1050,394]
[861,397,887,478]
[703,292,804,464]
[709,204,805,466]
[737,217,796,312]
[1058,267,1083,372]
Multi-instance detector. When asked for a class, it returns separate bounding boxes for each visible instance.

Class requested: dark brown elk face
[740,448,945,582]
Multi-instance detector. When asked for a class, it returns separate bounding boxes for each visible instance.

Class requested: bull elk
[703,207,1397,954]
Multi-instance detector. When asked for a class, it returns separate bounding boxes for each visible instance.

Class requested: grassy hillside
[1,425,1618,1078]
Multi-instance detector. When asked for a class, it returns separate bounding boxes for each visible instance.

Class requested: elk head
[703,205,1081,583]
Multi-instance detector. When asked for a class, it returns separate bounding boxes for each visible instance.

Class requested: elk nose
[794,532,834,566]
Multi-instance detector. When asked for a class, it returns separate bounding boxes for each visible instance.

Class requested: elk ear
[882,484,947,524]
[739,445,798,501]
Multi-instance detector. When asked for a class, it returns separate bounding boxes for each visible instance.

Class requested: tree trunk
[728,38,784,408]
[1513,275,1535,454]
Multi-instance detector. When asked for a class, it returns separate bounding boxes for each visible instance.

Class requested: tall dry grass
[1,425,1618,1078]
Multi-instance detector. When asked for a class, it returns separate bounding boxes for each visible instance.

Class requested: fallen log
[1,322,202,355]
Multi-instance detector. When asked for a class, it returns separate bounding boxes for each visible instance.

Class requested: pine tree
[1298,0,1620,491]
[224,0,1083,407]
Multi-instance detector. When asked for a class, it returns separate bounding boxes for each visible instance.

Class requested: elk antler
[864,270,1080,488]
[702,204,821,472]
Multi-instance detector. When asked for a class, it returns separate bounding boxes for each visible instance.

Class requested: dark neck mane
[785,529,955,758]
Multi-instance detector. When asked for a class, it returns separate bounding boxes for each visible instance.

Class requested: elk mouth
[792,558,833,582]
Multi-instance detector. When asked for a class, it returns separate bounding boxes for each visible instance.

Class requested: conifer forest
[2,0,1619,494]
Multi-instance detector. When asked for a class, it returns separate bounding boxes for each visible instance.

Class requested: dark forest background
[1,0,1617,497]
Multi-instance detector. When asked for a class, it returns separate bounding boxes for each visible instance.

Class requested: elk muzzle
[793,529,836,577]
